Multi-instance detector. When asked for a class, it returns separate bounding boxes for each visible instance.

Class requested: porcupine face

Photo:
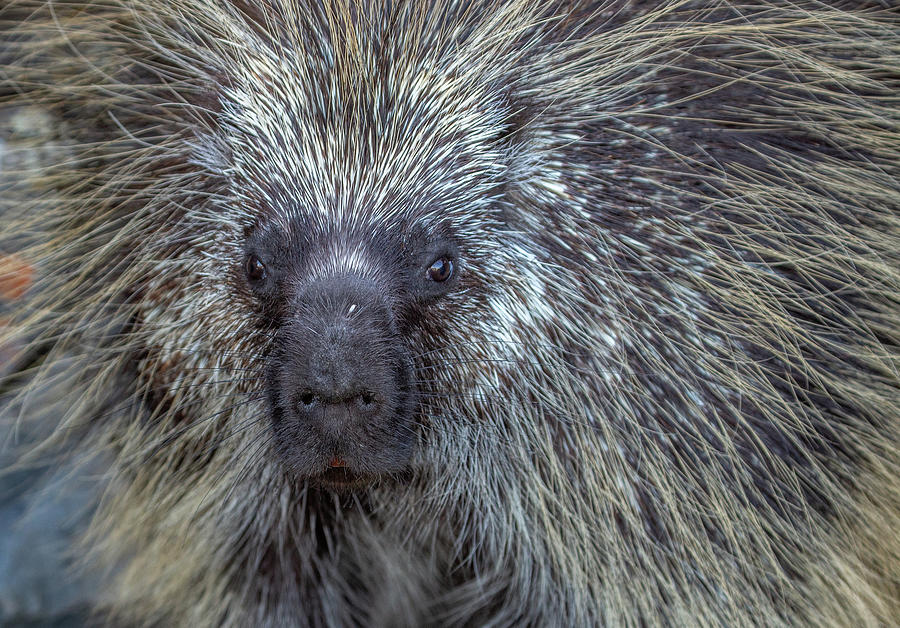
[201,9,518,489]
[248,218,459,488]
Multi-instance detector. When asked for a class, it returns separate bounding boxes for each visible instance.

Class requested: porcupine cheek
[265,275,415,488]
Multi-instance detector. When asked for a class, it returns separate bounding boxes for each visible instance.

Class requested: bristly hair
[1,1,899,626]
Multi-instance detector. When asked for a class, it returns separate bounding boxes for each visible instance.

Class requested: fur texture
[1,1,899,625]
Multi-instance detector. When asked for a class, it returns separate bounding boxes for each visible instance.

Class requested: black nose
[294,386,383,438]
[278,276,401,441]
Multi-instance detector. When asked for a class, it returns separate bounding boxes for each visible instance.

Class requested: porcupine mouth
[310,457,414,491]
[316,467,363,487]
[312,457,371,490]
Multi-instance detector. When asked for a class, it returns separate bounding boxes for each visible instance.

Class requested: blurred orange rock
[0,254,34,301]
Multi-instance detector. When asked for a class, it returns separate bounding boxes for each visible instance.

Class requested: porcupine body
[1,0,899,625]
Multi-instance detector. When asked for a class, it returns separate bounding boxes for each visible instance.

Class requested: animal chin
[313,465,371,490]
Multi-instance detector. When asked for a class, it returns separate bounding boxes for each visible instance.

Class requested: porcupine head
[70,3,609,624]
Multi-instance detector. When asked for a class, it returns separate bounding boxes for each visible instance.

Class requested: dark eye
[246,254,267,282]
[426,257,453,283]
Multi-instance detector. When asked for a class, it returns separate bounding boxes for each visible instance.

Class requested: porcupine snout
[288,277,396,435]
[267,275,415,486]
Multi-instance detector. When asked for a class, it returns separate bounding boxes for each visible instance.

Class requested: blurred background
[0,105,101,627]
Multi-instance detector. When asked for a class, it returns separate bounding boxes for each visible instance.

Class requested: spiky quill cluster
[1,1,899,625]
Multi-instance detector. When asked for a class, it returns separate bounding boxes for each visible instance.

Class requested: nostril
[357,391,378,411]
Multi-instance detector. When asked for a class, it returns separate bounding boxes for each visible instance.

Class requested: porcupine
[1,0,899,625]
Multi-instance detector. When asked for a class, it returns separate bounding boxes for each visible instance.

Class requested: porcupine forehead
[215,1,525,236]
